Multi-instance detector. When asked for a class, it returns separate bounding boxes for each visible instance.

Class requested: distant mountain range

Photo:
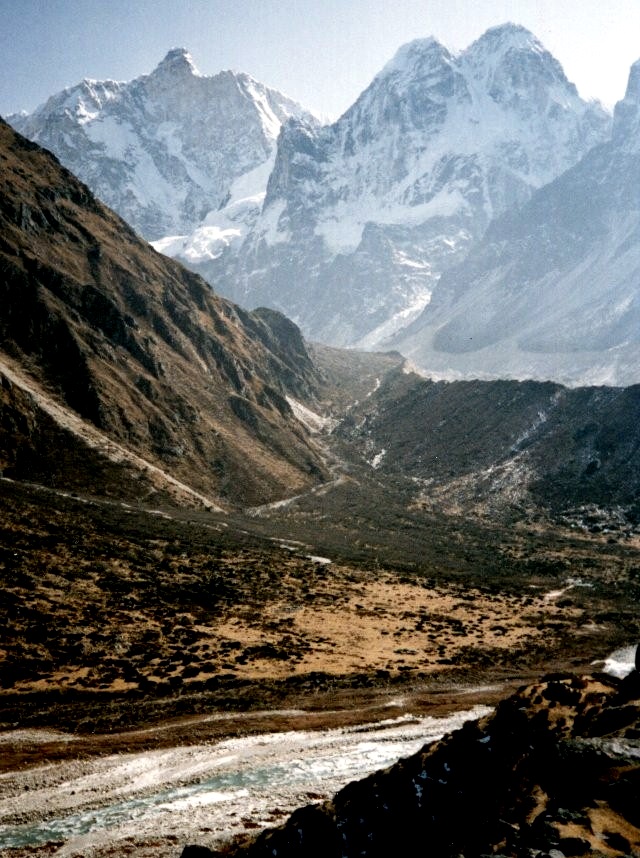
[8,28,640,385]
[9,48,314,240]
[214,24,610,350]
[391,57,640,386]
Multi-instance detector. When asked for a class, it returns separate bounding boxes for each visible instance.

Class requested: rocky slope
[186,671,640,858]
[9,49,314,240]
[334,368,640,524]
[392,56,640,386]
[0,117,328,507]
[189,24,609,348]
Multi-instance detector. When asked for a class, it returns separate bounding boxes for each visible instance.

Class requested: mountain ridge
[9,50,314,240]
[9,27,612,360]
[188,23,610,350]
[0,117,328,507]
[390,51,640,386]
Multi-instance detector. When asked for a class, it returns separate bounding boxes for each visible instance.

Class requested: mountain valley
[2,26,640,858]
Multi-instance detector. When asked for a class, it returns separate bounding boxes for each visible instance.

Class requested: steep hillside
[0,118,327,507]
[335,369,640,523]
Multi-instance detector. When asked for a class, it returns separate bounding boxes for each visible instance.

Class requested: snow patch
[355,291,433,350]
[603,645,638,679]
[315,188,467,255]
[258,199,289,245]
[285,397,336,433]
[370,449,387,469]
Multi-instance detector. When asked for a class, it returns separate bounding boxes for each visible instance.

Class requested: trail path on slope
[244,377,385,517]
[0,352,223,511]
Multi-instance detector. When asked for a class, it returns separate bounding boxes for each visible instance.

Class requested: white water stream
[0,707,490,856]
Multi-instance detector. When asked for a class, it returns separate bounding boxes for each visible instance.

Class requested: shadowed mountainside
[334,368,640,523]
[0,118,327,507]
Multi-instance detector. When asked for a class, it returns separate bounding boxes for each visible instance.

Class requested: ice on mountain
[10,51,314,241]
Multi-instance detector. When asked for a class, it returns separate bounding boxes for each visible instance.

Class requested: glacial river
[1,645,636,856]
[0,706,490,856]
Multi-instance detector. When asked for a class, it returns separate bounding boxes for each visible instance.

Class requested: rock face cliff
[0,118,327,507]
[9,49,313,240]
[188,672,640,858]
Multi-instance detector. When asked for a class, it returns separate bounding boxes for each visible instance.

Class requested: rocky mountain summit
[0,118,327,507]
[392,52,640,386]
[190,24,609,348]
[9,49,313,240]
[185,671,640,858]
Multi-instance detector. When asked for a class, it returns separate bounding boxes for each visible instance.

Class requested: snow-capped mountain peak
[151,47,200,78]
[10,51,314,240]
[462,22,578,108]
[31,78,124,126]
[376,36,454,83]
[390,53,640,387]
[466,22,545,55]
[193,24,610,350]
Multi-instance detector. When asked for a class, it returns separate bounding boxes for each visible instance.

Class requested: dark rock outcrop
[192,673,640,857]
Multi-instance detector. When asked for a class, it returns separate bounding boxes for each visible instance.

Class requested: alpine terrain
[2,26,640,858]
[9,27,610,355]
[9,48,315,241]
[173,24,610,349]
[392,56,640,387]
[0,117,328,508]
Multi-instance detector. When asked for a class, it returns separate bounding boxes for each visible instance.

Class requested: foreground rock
[187,672,640,857]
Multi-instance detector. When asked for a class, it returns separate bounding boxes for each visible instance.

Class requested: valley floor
[1,663,634,858]
[1,474,639,856]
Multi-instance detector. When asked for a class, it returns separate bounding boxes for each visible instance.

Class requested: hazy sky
[1,0,639,120]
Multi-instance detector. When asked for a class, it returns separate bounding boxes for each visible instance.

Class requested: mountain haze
[392,54,640,386]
